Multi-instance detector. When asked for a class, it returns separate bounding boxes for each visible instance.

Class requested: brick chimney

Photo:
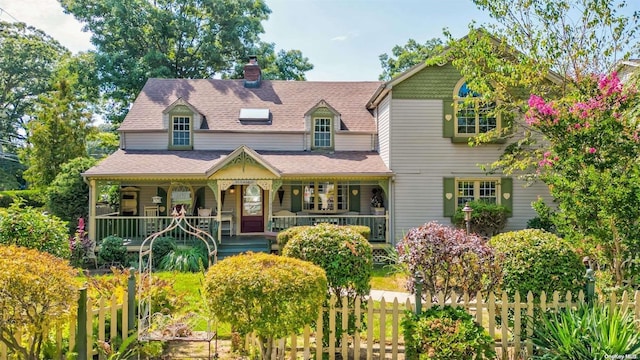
[243,55,262,88]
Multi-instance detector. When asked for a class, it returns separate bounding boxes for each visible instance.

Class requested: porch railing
[95,215,219,246]
[270,214,388,242]
[94,213,389,245]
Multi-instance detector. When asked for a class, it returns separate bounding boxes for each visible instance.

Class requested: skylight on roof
[239,108,270,122]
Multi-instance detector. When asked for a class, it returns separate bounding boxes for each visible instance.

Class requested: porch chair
[85,240,98,269]
[197,208,213,232]
[143,206,160,235]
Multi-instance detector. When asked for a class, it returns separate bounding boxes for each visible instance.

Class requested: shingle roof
[84,149,392,178]
[119,79,384,132]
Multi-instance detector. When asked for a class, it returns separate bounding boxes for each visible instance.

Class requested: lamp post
[462,202,473,235]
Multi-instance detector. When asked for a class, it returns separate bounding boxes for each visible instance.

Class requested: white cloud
[331,35,348,41]
[0,0,93,53]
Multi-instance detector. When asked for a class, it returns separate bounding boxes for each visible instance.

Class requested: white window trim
[455,177,502,206]
[171,115,192,148]
[312,117,333,149]
[453,78,500,137]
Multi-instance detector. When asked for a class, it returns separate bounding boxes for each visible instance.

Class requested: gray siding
[388,98,547,241]
[334,133,374,151]
[377,95,391,167]
[194,133,303,151]
[122,132,168,150]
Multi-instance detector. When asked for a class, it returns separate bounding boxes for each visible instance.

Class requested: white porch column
[89,179,97,242]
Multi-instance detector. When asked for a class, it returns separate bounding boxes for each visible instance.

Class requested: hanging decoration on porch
[137,207,218,352]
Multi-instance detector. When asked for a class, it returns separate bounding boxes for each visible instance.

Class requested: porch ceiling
[82,149,392,180]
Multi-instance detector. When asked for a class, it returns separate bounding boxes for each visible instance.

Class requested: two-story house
[83,56,549,259]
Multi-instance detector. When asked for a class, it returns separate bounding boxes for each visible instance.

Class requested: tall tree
[378,38,443,81]
[0,21,69,149]
[436,0,640,175]
[59,0,313,124]
[21,56,95,189]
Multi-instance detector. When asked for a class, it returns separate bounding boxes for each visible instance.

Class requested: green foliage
[282,223,373,300]
[46,157,96,232]
[0,21,69,146]
[158,247,206,273]
[526,197,556,233]
[98,236,128,266]
[0,159,25,191]
[378,38,443,80]
[532,303,640,359]
[403,305,495,360]
[525,74,640,287]
[282,223,373,346]
[87,267,186,315]
[151,236,177,266]
[0,190,46,208]
[0,245,78,360]
[437,1,640,175]
[227,41,314,80]
[58,0,312,124]
[452,200,510,237]
[203,252,327,359]
[276,225,312,248]
[22,60,95,190]
[489,229,584,298]
[397,221,502,302]
[0,202,70,258]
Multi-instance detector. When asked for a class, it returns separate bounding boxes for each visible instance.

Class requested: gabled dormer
[162,98,204,150]
[304,100,341,151]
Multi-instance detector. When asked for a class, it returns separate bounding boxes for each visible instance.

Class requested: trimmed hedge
[490,229,584,298]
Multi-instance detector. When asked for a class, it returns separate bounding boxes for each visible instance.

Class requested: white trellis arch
[137,207,217,342]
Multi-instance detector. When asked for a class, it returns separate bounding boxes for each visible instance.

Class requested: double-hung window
[303,181,348,212]
[313,118,332,148]
[454,81,498,136]
[172,116,191,148]
[456,179,499,207]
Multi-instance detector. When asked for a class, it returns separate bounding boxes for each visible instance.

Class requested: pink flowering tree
[526,73,640,286]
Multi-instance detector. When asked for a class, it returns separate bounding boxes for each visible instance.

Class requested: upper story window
[454,80,498,136]
[171,115,192,149]
[313,118,332,148]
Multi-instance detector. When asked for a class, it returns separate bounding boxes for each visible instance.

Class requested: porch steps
[216,236,271,261]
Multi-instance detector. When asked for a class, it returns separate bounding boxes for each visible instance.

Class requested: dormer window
[313,118,332,148]
[454,80,498,136]
[305,100,339,151]
[171,115,192,149]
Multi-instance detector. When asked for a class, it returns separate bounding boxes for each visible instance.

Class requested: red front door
[240,184,264,233]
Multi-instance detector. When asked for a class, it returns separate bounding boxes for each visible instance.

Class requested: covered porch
[84,146,394,259]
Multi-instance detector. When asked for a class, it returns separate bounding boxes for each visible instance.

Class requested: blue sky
[0,0,495,81]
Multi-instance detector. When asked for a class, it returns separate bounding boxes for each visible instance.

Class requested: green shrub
[282,223,373,346]
[0,202,70,258]
[46,157,96,233]
[0,190,45,208]
[526,198,556,233]
[349,225,371,241]
[158,247,206,273]
[203,252,327,359]
[453,200,510,237]
[532,303,640,359]
[0,245,78,359]
[98,236,128,266]
[151,236,177,266]
[276,225,312,248]
[403,305,495,360]
[489,229,584,298]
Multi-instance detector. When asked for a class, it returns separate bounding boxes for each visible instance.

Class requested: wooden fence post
[127,269,136,332]
[77,287,88,360]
